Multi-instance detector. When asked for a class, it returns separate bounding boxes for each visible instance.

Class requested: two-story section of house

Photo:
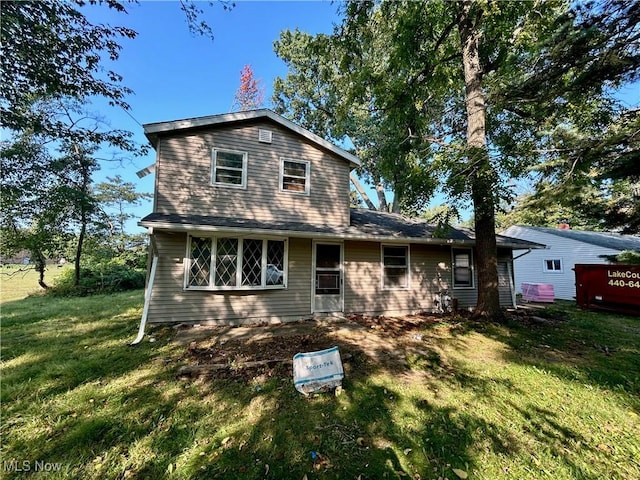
[137,109,538,329]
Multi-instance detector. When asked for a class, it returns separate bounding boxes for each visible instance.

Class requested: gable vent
[258,129,273,143]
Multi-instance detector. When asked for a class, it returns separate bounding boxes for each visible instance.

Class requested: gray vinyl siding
[502,226,620,300]
[343,241,452,315]
[154,120,350,227]
[453,250,515,308]
[147,232,313,325]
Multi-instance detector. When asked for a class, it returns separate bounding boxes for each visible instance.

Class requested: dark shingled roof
[515,226,640,252]
[140,208,542,249]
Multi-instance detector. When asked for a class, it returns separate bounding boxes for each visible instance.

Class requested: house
[501,225,640,300]
[134,109,539,334]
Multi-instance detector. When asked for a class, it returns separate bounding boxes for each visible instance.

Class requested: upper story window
[452,248,473,288]
[543,259,563,273]
[212,148,247,189]
[382,245,409,289]
[186,235,287,290]
[280,158,310,194]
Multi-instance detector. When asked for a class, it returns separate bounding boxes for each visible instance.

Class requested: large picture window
[382,245,409,289]
[212,148,247,188]
[280,158,310,194]
[452,248,473,288]
[186,236,286,290]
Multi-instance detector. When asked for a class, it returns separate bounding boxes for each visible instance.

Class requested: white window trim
[279,157,310,195]
[452,247,474,289]
[211,148,248,189]
[381,244,410,290]
[543,258,563,273]
[184,235,288,291]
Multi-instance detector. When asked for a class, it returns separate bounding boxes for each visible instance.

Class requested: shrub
[49,262,145,296]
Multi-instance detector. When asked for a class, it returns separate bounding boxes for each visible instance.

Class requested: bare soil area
[174,307,567,383]
[175,313,463,382]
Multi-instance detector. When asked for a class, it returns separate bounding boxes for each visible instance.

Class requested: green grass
[1,289,639,479]
[0,264,66,303]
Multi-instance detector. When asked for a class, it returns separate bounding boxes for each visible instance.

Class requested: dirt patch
[176,314,459,382]
[175,309,565,383]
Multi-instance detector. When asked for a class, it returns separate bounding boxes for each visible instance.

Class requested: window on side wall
[543,259,562,273]
[186,236,286,290]
[382,245,409,289]
[452,248,473,288]
[280,158,310,194]
[212,148,247,188]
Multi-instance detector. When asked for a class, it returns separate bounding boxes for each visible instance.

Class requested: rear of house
[138,110,535,326]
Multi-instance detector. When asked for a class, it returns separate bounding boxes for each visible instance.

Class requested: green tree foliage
[0,0,136,136]
[0,136,72,287]
[95,175,152,251]
[273,0,640,317]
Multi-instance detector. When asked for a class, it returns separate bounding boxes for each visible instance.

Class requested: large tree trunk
[457,1,503,320]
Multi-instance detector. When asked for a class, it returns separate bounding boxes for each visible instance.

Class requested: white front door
[312,242,343,313]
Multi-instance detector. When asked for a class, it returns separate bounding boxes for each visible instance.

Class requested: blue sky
[82,1,638,232]
[84,1,342,231]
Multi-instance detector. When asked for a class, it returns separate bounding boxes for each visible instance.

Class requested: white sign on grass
[293,346,344,394]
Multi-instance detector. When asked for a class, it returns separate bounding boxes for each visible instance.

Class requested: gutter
[131,230,158,346]
[138,221,484,247]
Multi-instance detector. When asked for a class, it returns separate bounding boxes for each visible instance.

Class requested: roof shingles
[140,209,541,249]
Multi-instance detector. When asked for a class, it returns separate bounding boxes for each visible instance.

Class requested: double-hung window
[382,245,409,289]
[452,248,473,288]
[212,148,247,188]
[543,259,562,273]
[186,236,287,290]
[280,158,310,194]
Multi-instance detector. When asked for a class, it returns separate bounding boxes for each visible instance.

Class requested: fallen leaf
[452,468,468,479]
[265,464,269,475]
[403,448,412,455]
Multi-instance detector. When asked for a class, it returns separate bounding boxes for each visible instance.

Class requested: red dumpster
[574,264,640,316]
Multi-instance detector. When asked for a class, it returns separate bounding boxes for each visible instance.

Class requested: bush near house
[1,288,638,480]
[48,261,146,296]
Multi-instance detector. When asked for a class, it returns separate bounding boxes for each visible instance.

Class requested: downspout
[507,261,516,308]
[131,229,158,345]
[511,248,533,308]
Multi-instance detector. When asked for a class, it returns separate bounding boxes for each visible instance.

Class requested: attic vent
[258,129,273,143]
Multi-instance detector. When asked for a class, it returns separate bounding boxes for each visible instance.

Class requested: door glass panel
[315,244,341,295]
[316,244,340,268]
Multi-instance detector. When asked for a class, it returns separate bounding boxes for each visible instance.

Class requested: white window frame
[279,158,310,195]
[381,244,410,290]
[543,258,563,273]
[184,235,288,291]
[452,248,474,289]
[211,148,248,189]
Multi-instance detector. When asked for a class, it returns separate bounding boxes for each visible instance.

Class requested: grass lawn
[0,264,66,303]
[1,289,638,479]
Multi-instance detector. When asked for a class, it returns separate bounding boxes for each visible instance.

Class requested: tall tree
[0,135,71,288]
[232,64,265,111]
[274,0,640,318]
[95,175,152,253]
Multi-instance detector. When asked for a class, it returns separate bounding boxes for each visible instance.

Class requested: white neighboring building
[501,226,640,301]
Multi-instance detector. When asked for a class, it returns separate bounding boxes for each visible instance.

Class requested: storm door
[312,242,343,313]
